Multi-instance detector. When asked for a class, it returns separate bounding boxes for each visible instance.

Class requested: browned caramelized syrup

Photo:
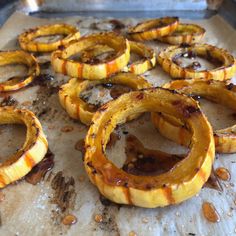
[215,167,231,181]
[62,214,77,225]
[204,169,223,192]
[60,125,74,133]
[51,171,76,213]
[75,139,85,155]
[202,201,220,223]
[25,150,54,185]
[122,134,184,176]
[110,85,131,99]
[0,96,18,107]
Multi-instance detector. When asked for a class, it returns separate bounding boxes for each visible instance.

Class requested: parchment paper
[0,11,236,236]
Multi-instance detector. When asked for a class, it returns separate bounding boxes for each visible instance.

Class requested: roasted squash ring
[51,32,130,80]
[157,23,205,45]
[84,88,215,208]
[80,41,156,75]
[152,79,236,153]
[128,17,179,41]
[18,24,80,52]
[59,72,151,125]
[0,106,48,188]
[0,50,40,92]
[158,44,236,80]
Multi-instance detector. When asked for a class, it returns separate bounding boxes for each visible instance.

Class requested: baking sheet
[0,11,236,236]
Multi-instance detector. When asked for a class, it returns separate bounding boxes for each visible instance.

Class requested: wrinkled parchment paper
[0,11,236,236]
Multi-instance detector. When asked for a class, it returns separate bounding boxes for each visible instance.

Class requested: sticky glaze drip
[202,201,220,223]
[25,149,54,185]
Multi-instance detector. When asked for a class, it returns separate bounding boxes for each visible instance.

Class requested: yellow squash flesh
[0,107,48,188]
[0,50,40,92]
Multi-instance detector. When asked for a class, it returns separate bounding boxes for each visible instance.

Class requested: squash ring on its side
[0,106,48,188]
[18,24,80,52]
[84,87,215,208]
[51,32,130,80]
[128,17,179,41]
[157,23,205,45]
[80,41,156,75]
[158,44,236,80]
[152,79,236,153]
[0,50,40,92]
[59,72,151,125]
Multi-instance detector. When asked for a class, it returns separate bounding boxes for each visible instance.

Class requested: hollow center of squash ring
[80,83,132,112]
[173,51,223,71]
[0,64,28,83]
[34,34,66,43]
[105,113,188,176]
[0,124,26,163]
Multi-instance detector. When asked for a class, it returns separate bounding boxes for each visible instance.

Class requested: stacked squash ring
[152,79,236,153]
[51,32,130,80]
[79,40,156,75]
[0,107,48,188]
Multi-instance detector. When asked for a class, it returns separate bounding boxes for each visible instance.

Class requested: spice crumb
[61,125,74,132]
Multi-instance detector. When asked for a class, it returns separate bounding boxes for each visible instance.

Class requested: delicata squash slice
[157,23,205,45]
[80,41,156,75]
[158,44,236,80]
[51,32,130,80]
[0,107,48,188]
[152,79,236,153]
[0,50,40,92]
[59,72,151,125]
[18,24,80,52]
[128,17,179,41]
[84,88,215,208]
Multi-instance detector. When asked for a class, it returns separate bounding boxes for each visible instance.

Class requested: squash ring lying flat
[0,106,48,188]
[18,24,80,52]
[0,51,40,92]
[84,87,215,208]
[59,72,151,125]
[80,41,156,75]
[51,32,130,80]
[158,44,236,80]
[128,17,179,41]
[152,79,236,153]
[157,23,205,45]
